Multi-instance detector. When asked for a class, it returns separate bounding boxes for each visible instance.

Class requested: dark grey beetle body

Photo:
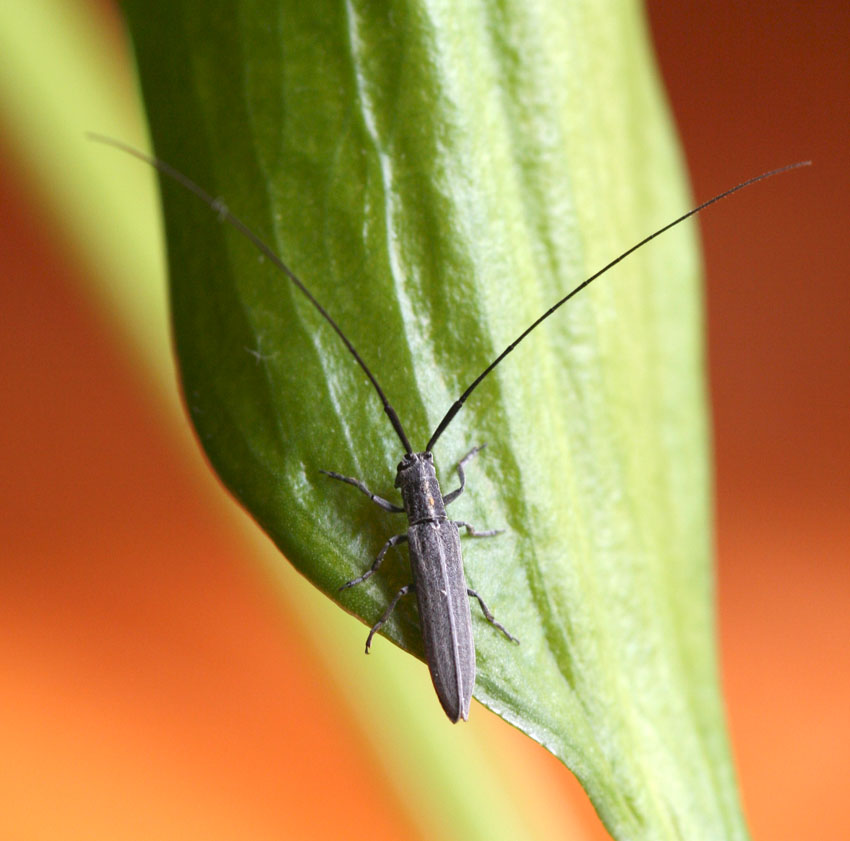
[329,447,514,722]
[398,453,475,722]
[90,135,807,722]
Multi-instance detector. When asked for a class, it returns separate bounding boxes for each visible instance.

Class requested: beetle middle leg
[320,469,404,512]
[365,583,413,653]
[467,588,519,644]
[453,520,503,538]
[339,533,408,591]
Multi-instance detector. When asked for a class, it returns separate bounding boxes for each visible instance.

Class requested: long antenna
[88,133,414,455]
[426,160,811,452]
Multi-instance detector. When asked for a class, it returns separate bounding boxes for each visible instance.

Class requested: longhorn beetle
[90,134,807,722]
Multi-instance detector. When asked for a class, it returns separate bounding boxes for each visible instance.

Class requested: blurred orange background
[1,1,847,839]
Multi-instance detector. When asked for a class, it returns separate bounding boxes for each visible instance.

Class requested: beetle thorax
[394,452,447,524]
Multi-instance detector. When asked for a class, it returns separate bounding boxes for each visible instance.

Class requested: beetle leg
[467,588,519,644]
[339,533,408,591]
[443,443,486,505]
[320,469,404,512]
[365,584,413,653]
[453,520,503,538]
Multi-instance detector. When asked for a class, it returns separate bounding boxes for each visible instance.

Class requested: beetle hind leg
[467,588,519,644]
[365,584,414,653]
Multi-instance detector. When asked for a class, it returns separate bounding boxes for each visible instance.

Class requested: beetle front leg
[320,469,404,512]
[443,444,486,505]
[339,533,408,591]
[467,588,519,644]
[365,584,413,653]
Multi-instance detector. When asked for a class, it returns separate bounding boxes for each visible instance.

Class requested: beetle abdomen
[408,520,475,722]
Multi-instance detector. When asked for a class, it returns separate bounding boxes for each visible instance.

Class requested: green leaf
[122,0,749,838]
